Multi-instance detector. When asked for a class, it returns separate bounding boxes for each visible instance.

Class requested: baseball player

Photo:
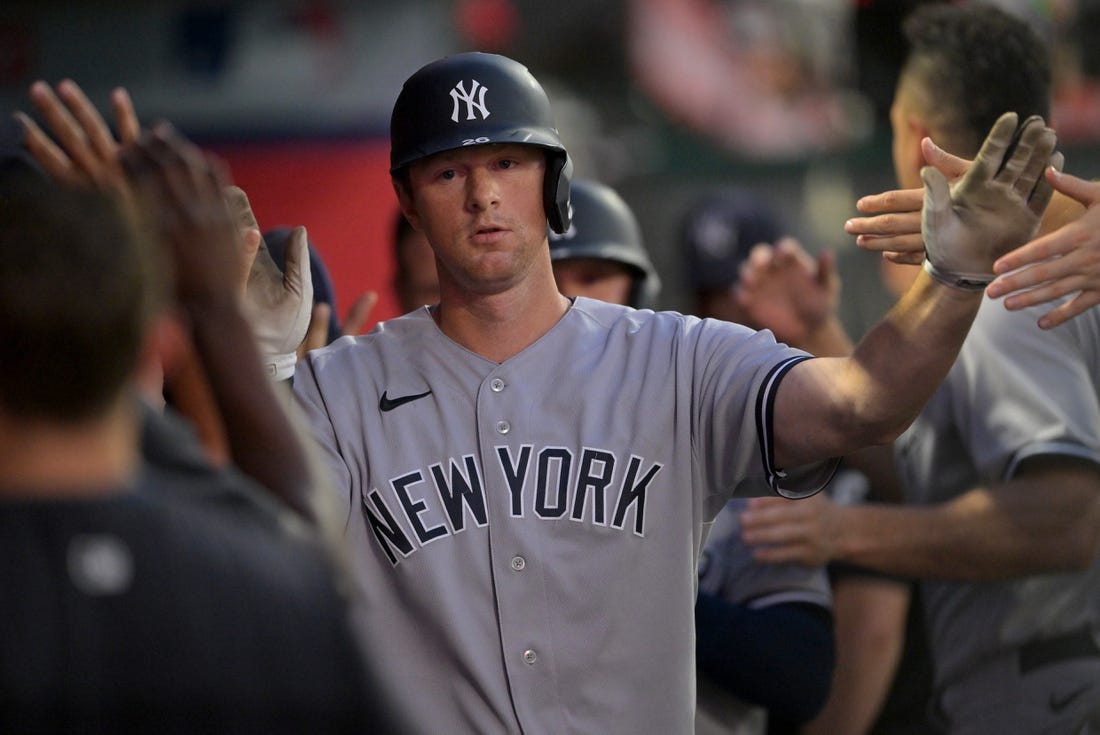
[282,52,1054,733]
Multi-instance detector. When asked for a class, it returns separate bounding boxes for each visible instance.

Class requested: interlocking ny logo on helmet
[450,80,490,122]
[390,52,574,234]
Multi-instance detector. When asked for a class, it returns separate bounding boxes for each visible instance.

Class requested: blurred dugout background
[2,0,1098,324]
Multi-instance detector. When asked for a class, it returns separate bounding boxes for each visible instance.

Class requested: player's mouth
[470,224,509,244]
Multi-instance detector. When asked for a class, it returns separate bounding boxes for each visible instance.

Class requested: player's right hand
[244,224,314,380]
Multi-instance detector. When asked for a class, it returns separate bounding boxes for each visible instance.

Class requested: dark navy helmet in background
[548,179,660,309]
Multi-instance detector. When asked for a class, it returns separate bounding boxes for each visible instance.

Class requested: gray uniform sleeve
[950,299,1100,481]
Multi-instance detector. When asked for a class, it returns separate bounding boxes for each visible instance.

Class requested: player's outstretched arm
[986,169,1100,328]
[772,113,1057,468]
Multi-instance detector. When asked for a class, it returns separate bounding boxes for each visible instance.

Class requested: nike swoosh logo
[1049,682,1093,713]
[379,390,433,412]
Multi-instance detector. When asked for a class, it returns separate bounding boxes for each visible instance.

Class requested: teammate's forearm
[834,472,1100,580]
[186,296,317,521]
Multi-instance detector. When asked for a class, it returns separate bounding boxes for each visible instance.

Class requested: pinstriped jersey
[293,297,837,734]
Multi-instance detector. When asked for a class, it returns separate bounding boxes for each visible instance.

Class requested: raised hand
[921,112,1057,290]
[16,80,139,197]
[298,290,378,360]
[119,124,317,518]
[119,124,242,306]
[734,238,843,350]
[986,169,1100,328]
[216,185,313,378]
[242,224,313,379]
[845,138,973,265]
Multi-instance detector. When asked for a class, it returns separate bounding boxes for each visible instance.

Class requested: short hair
[0,172,164,421]
[900,2,1051,157]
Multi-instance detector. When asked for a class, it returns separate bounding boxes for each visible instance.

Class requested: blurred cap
[680,191,784,290]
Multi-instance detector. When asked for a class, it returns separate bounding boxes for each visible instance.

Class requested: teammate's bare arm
[771,113,1057,468]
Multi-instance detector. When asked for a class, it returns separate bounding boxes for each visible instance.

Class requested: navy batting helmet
[548,179,660,309]
[389,52,573,234]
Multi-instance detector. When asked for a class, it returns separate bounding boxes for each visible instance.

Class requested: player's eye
[498,159,516,170]
[439,169,457,181]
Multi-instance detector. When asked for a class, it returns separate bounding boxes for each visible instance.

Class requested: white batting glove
[244,226,313,380]
[922,112,1058,290]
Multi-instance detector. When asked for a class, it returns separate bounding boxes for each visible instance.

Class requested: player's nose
[465,166,500,212]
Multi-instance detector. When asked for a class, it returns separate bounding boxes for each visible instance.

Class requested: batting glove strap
[922,258,990,291]
[266,352,297,382]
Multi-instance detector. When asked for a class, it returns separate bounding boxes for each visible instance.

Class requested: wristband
[266,352,297,382]
[922,259,989,292]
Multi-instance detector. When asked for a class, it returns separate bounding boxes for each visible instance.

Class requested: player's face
[552,258,635,306]
[400,144,548,295]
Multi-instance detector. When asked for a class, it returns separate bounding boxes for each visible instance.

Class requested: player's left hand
[921,112,1058,290]
[739,493,842,567]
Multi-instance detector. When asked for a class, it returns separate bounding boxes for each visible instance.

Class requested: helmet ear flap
[546,152,573,235]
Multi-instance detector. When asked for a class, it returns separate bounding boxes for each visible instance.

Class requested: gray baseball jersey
[695,496,832,735]
[293,297,837,734]
[894,297,1100,722]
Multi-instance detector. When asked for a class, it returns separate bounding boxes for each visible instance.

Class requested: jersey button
[510,556,526,571]
[490,378,505,392]
[523,649,537,665]
[496,420,510,434]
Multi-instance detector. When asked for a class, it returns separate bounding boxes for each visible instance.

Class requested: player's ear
[905,115,932,182]
[392,176,423,232]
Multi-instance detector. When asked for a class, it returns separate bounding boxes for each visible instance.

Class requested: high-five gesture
[921,112,1057,290]
[119,125,317,519]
